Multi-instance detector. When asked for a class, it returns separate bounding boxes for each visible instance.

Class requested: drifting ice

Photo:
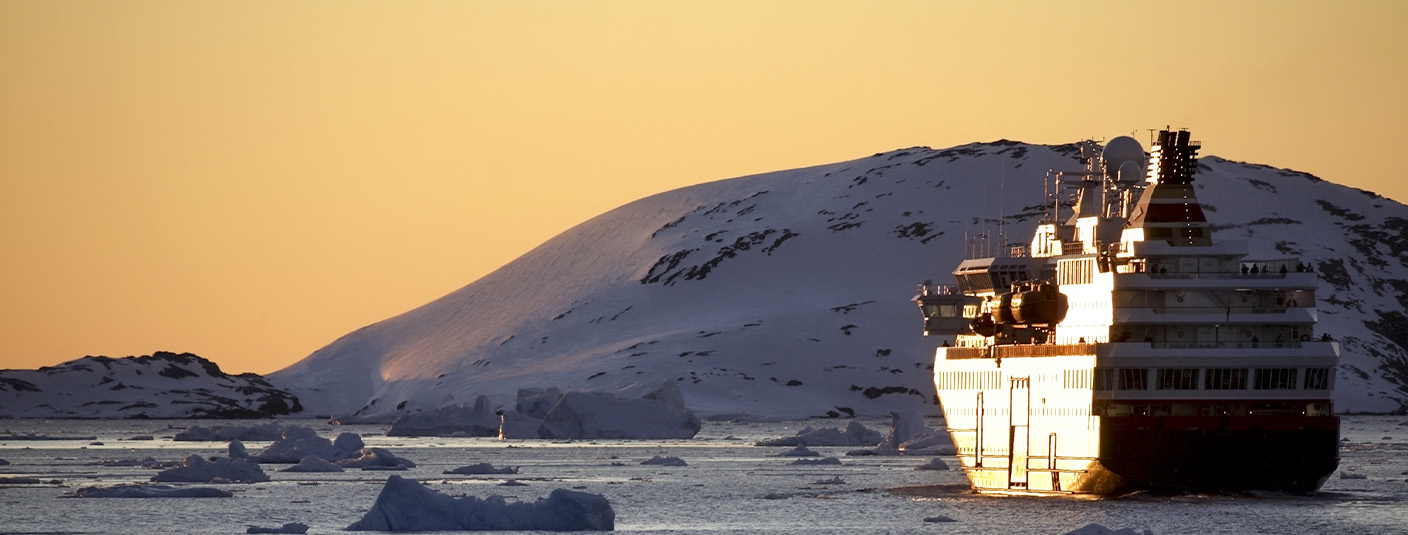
[345,475,615,531]
[151,454,268,483]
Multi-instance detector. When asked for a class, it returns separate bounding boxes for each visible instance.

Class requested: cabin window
[1118,368,1148,390]
[1156,368,1199,390]
[1253,368,1298,390]
[1303,368,1331,390]
[1094,369,1115,390]
[1204,368,1248,390]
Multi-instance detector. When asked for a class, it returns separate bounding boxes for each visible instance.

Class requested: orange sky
[3,1,1406,375]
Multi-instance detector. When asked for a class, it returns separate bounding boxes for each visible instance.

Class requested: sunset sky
[3,1,1405,375]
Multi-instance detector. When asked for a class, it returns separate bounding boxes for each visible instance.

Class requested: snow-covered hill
[0,351,302,418]
[268,140,1408,419]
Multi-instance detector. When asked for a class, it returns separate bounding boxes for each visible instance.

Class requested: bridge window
[1254,368,1298,390]
[1204,368,1248,390]
[1118,368,1148,390]
[1303,368,1331,390]
[1156,368,1199,390]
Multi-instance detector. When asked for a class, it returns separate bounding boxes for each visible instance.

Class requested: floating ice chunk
[444,463,518,475]
[173,423,282,442]
[337,447,416,470]
[280,456,345,473]
[255,427,364,463]
[755,420,882,447]
[790,457,842,466]
[386,395,501,437]
[1062,523,1153,535]
[915,457,950,470]
[152,454,269,483]
[777,444,820,457]
[640,455,687,466]
[246,523,308,534]
[345,475,614,531]
[849,411,955,456]
[73,483,233,498]
[536,381,701,440]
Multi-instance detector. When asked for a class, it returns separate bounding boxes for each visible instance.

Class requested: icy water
[1,416,1405,534]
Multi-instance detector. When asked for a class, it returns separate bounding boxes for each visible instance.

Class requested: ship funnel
[1145,129,1200,185]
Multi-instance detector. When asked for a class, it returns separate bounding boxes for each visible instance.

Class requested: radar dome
[1102,136,1145,181]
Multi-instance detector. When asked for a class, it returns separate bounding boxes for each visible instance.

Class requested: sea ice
[1062,523,1153,535]
[777,444,820,457]
[245,522,308,534]
[345,475,614,531]
[444,463,518,475]
[336,447,416,470]
[151,454,269,483]
[640,455,687,466]
[915,457,950,470]
[755,420,882,446]
[279,456,345,473]
[72,483,233,498]
[790,457,842,466]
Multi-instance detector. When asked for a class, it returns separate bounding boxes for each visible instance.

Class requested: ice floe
[1062,523,1153,535]
[443,463,518,475]
[72,483,233,498]
[151,454,269,483]
[245,523,308,534]
[279,456,345,473]
[345,475,614,531]
[640,455,687,466]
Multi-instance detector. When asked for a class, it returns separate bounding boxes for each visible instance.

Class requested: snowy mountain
[0,352,301,419]
[261,140,1405,419]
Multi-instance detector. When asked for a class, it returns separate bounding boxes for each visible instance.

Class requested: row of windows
[940,367,1332,392]
[1057,258,1096,285]
[1094,367,1331,391]
[936,370,1002,391]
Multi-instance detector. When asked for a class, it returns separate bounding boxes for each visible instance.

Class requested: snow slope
[269,140,1408,418]
[0,352,302,418]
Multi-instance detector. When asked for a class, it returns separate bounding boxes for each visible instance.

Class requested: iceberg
[850,411,954,456]
[755,420,882,447]
[151,454,268,483]
[386,395,501,437]
[279,456,345,473]
[345,475,614,531]
[534,381,701,440]
[254,426,365,463]
[777,444,820,457]
[337,447,416,470]
[1063,523,1153,535]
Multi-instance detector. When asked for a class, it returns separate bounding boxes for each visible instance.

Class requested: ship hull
[934,345,1340,496]
[1099,416,1339,493]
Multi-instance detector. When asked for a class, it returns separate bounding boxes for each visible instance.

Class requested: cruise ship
[915,130,1340,495]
